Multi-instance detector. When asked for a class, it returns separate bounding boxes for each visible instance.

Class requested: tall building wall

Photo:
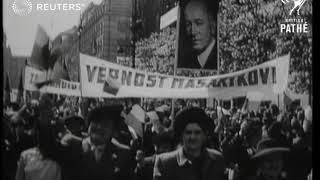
[80,0,132,62]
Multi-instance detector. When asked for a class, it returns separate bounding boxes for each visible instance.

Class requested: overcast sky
[3,0,103,56]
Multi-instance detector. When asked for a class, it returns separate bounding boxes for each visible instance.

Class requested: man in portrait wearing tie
[178,0,218,70]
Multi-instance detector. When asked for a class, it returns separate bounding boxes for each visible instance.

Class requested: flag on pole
[30,25,51,70]
[34,79,57,89]
[103,76,120,95]
[283,91,292,108]
[50,57,70,81]
[124,104,145,137]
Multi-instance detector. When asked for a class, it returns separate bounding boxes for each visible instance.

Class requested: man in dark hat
[135,131,174,180]
[60,105,123,180]
[62,115,86,137]
[249,138,289,180]
[153,107,226,180]
[221,119,263,180]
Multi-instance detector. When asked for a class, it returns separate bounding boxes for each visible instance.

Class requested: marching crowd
[3,94,312,180]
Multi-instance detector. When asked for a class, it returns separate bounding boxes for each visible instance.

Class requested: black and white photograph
[3,0,313,180]
[177,0,219,71]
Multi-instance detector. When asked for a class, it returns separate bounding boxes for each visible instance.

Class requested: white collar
[197,39,216,68]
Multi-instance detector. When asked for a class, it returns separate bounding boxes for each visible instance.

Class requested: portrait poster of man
[177,0,219,71]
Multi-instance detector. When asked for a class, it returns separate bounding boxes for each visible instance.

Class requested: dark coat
[58,141,116,180]
[153,147,226,180]
[178,44,218,70]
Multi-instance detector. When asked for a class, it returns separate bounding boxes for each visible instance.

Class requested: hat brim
[63,116,85,130]
[63,115,83,122]
[252,147,289,159]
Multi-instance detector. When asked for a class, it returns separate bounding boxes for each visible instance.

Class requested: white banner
[80,54,290,98]
[24,66,81,96]
[45,79,81,96]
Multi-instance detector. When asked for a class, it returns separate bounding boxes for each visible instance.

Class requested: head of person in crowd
[262,110,274,127]
[252,138,289,180]
[174,107,214,157]
[87,105,123,151]
[290,114,298,126]
[241,112,249,121]
[270,104,280,118]
[290,116,304,137]
[39,93,54,111]
[240,119,263,148]
[64,115,86,137]
[267,121,290,147]
[249,111,256,118]
[156,109,171,129]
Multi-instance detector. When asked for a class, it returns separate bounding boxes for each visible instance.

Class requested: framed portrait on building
[176,0,219,72]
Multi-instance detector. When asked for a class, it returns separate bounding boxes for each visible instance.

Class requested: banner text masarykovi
[85,65,277,89]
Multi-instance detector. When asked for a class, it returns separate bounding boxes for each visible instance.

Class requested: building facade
[80,0,133,63]
[136,0,161,39]
[3,31,29,90]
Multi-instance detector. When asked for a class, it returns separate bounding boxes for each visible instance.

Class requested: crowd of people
[135,0,312,94]
[2,94,312,180]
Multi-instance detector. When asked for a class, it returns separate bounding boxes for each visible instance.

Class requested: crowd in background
[2,94,312,180]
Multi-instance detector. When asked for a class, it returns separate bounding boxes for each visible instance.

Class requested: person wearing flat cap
[153,107,226,180]
[249,138,289,180]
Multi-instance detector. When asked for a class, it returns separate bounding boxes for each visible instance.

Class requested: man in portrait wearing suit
[178,0,218,70]
[153,107,226,180]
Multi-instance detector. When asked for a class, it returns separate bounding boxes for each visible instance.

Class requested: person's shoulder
[157,149,179,160]
[204,49,218,70]
[178,52,198,68]
[206,148,224,160]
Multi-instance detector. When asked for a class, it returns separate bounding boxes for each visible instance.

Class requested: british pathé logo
[280,18,308,33]
[281,0,307,16]
[12,0,33,16]
[280,0,309,33]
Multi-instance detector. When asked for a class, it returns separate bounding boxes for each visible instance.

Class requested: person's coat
[178,44,217,70]
[153,147,226,180]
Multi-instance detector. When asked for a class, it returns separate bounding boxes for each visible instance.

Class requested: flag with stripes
[103,77,120,95]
